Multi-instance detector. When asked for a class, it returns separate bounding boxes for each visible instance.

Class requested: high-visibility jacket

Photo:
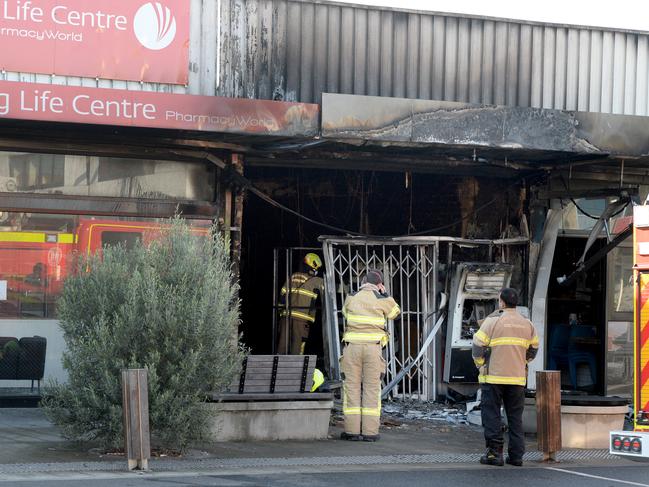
[472,308,539,386]
[279,272,324,323]
[342,284,400,346]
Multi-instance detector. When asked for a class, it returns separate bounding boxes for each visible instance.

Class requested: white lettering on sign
[72,95,156,120]
[1,1,44,22]
[0,1,190,84]
[0,80,318,135]
[20,89,64,113]
[50,6,127,30]
[0,88,158,121]
[0,27,83,41]
[1,1,127,30]
[164,110,276,129]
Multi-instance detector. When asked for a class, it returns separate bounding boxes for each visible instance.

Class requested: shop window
[608,244,633,317]
[101,231,142,249]
[8,153,65,190]
[0,212,210,319]
[560,198,606,230]
[97,157,155,182]
[606,320,633,397]
[0,151,215,201]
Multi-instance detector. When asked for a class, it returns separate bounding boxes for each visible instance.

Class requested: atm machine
[443,262,514,385]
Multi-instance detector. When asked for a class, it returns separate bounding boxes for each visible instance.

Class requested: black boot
[480,447,504,466]
[341,432,362,441]
[506,456,523,466]
[362,434,380,442]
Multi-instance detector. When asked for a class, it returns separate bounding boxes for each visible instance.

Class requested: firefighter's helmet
[304,253,322,271]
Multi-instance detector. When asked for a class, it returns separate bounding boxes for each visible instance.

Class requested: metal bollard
[536,370,561,462]
[122,369,151,471]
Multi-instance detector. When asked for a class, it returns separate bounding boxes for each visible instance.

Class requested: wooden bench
[208,355,334,441]
[213,354,332,402]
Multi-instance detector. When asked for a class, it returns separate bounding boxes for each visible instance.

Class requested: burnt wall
[239,166,525,352]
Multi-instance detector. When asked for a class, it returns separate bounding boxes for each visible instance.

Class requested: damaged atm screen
[461,299,497,339]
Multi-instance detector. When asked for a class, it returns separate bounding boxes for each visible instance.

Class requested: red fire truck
[610,205,649,460]
[0,218,207,319]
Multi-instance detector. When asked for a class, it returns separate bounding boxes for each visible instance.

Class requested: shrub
[42,218,244,450]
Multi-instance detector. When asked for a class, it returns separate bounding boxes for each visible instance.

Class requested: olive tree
[42,218,244,450]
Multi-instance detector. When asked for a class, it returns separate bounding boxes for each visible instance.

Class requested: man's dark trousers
[480,383,525,460]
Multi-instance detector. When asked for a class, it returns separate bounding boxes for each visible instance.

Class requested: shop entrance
[547,235,607,394]
[239,165,528,399]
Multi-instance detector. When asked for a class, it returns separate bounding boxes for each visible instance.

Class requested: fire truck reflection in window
[0,213,211,320]
[101,232,142,250]
[24,263,46,287]
[0,241,63,319]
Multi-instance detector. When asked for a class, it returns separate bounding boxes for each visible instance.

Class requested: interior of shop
[547,235,607,394]
[239,165,529,400]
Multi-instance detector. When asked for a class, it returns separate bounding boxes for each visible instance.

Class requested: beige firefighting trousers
[277,317,310,354]
[341,342,385,436]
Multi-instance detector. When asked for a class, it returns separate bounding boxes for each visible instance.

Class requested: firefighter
[472,287,539,466]
[277,253,324,355]
[340,269,400,442]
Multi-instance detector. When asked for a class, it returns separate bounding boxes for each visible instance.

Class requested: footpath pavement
[0,406,632,481]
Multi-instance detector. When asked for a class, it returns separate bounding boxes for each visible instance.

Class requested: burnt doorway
[547,235,607,394]
[239,166,525,371]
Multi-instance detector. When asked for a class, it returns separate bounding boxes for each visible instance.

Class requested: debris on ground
[333,397,477,431]
[381,400,470,426]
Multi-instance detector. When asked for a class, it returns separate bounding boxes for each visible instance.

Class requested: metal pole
[431,242,439,400]
[272,248,278,354]
[398,245,406,397]
[322,240,341,380]
[284,248,291,354]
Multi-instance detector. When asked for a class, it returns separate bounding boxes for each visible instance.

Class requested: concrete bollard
[122,369,151,471]
[536,370,561,462]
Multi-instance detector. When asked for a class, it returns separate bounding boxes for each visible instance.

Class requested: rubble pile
[382,400,470,426]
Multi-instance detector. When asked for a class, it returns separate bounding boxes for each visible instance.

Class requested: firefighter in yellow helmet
[340,269,400,442]
[277,253,324,355]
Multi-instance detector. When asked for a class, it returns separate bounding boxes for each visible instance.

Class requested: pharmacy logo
[133,2,177,51]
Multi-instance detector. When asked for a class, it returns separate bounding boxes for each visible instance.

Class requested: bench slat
[229,379,315,390]
[213,392,333,402]
[243,365,315,372]
[235,379,307,386]
[239,385,317,393]
[242,369,313,382]
[246,355,313,363]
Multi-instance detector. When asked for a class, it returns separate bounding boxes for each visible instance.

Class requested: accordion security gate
[321,236,528,401]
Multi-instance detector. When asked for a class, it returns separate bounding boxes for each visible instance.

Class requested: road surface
[1,463,648,486]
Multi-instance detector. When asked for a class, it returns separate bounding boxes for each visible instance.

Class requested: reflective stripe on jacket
[279,272,324,323]
[472,308,539,386]
[342,284,400,346]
